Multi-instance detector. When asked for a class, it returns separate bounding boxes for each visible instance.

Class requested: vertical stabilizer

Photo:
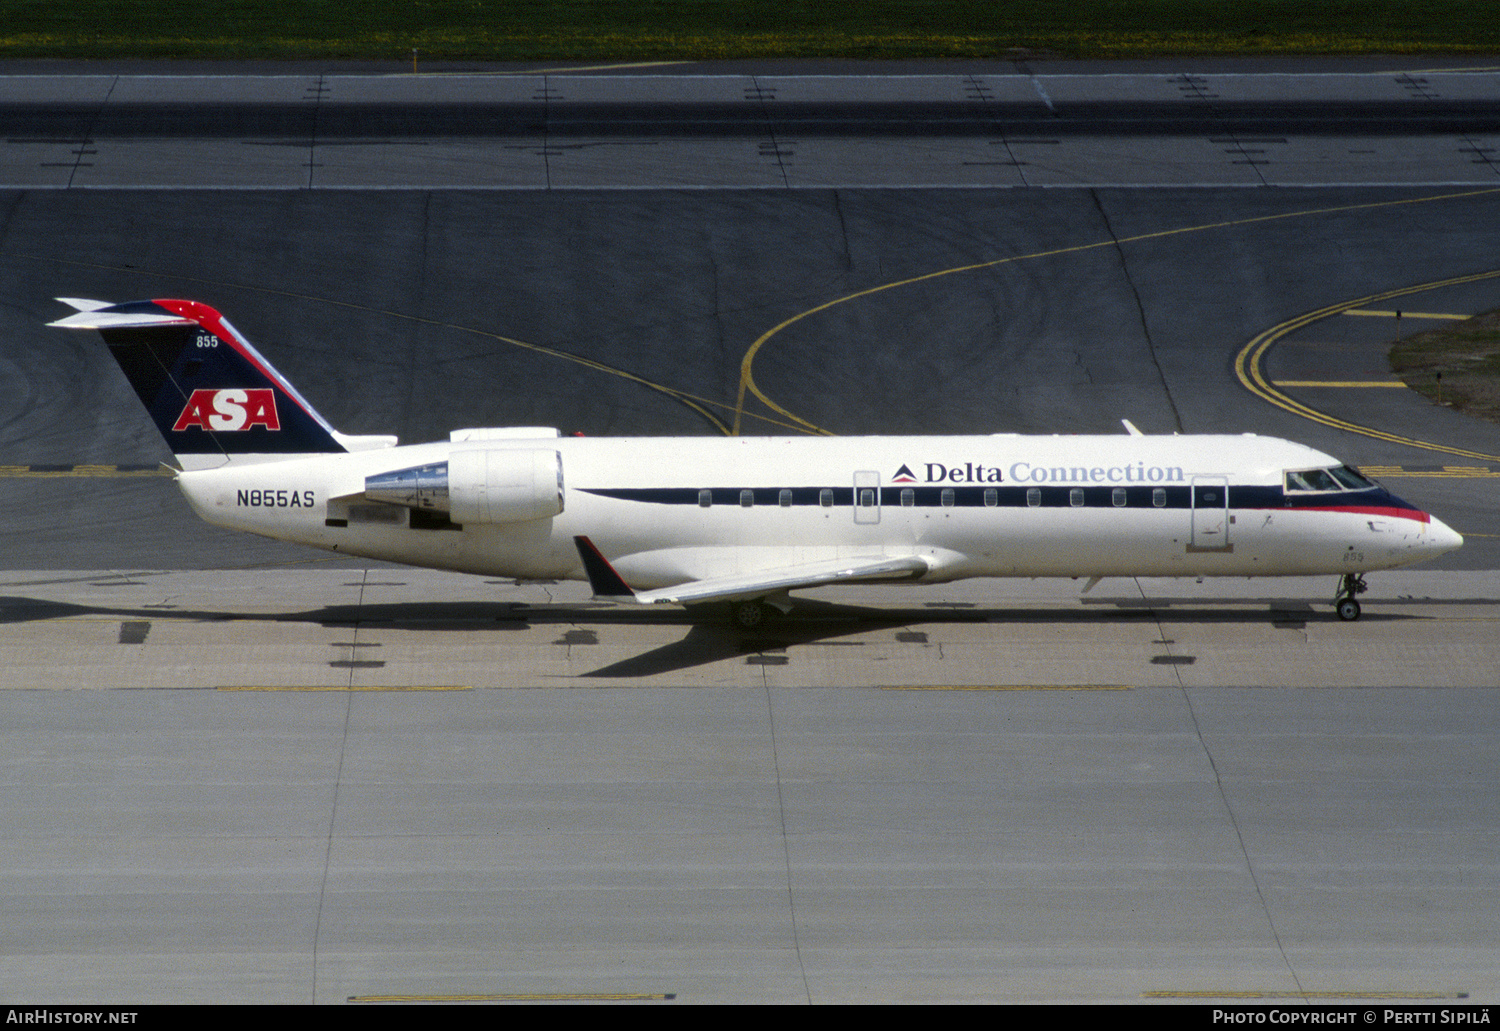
[50,298,355,469]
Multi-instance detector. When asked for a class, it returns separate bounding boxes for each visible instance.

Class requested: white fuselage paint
[174,432,1463,590]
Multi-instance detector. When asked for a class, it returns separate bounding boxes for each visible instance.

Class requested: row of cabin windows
[696,487,1175,509]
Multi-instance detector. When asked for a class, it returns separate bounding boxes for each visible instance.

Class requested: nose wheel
[1334,573,1367,621]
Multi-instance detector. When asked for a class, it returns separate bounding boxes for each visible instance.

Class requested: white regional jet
[51,297,1464,626]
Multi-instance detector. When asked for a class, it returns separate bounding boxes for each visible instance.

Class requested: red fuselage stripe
[1270,504,1431,524]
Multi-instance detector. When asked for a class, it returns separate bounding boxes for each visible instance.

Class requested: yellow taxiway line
[1272,380,1407,387]
[1235,269,1500,463]
[1342,309,1469,320]
[734,187,1500,437]
[1144,990,1464,1000]
[0,465,171,478]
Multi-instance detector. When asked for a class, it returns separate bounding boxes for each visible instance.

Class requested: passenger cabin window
[1026,487,1041,508]
[1112,487,1127,507]
[740,489,754,508]
[1069,488,1084,508]
[1152,487,1166,508]
[820,489,834,507]
[940,488,955,508]
[859,488,876,508]
[779,489,792,507]
[900,488,915,507]
[698,490,712,508]
[983,488,997,507]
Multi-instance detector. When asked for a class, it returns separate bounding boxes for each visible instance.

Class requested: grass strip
[1391,309,1500,426]
[0,1,1497,62]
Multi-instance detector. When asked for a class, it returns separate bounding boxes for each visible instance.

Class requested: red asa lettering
[172,389,281,432]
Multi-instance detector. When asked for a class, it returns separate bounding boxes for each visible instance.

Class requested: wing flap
[573,537,928,605]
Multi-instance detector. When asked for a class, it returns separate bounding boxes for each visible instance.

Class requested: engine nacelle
[364,448,564,524]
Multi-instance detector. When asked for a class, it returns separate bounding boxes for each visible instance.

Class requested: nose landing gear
[1334,573,1368,621]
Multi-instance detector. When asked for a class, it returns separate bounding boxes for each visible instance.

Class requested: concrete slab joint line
[3,67,1500,189]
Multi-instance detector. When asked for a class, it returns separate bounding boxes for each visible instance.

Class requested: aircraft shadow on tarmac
[0,592,1481,679]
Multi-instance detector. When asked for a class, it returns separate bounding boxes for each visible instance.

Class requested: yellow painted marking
[1349,466,1500,478]
[1342,308,1469,319]
[349,992,673,1002]
[1387,65,1500,74]
[1363,471,1500,477]
[408,61,691,77]
[0,465,171,478]
[217,685,472,692]
[1235,269,1500,463]
[1144,991,1462,999]
[734,187,1500,436]
[880,684,1131,691]
[1272,380,1408,387]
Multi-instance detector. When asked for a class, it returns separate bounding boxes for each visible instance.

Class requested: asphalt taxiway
[0,62,1497,1004]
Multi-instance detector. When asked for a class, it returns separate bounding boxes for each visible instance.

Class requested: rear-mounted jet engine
[365,448,564,524]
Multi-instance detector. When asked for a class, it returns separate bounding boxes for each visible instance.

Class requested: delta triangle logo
[892,464,917,483]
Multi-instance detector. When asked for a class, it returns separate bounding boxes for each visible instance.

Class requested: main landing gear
[731,599,770,629]
[1334,573,1368,622]
[728,593,792,629]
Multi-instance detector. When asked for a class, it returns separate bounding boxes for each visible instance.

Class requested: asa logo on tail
[173,389,281,432]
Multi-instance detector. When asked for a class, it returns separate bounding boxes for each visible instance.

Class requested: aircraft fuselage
[174,432,1460,588]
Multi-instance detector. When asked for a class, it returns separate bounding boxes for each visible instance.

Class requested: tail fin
[50,298,392,469]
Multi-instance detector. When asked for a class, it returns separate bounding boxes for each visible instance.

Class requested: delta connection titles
[908,460,1185,484]
[1212,1012,1489,1025]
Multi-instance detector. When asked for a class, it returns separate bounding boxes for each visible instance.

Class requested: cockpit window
[1328,465,1375,490]
[1285,465,1375,493]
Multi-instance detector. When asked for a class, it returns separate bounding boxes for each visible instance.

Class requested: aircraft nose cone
[1425,514,1464,557]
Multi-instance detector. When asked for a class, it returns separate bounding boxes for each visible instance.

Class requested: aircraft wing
[573,536,928,606]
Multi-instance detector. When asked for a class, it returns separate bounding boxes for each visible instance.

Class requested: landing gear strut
[1334,573,1368,622]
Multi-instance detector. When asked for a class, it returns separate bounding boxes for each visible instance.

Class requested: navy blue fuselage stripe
[578,485,1417,512]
